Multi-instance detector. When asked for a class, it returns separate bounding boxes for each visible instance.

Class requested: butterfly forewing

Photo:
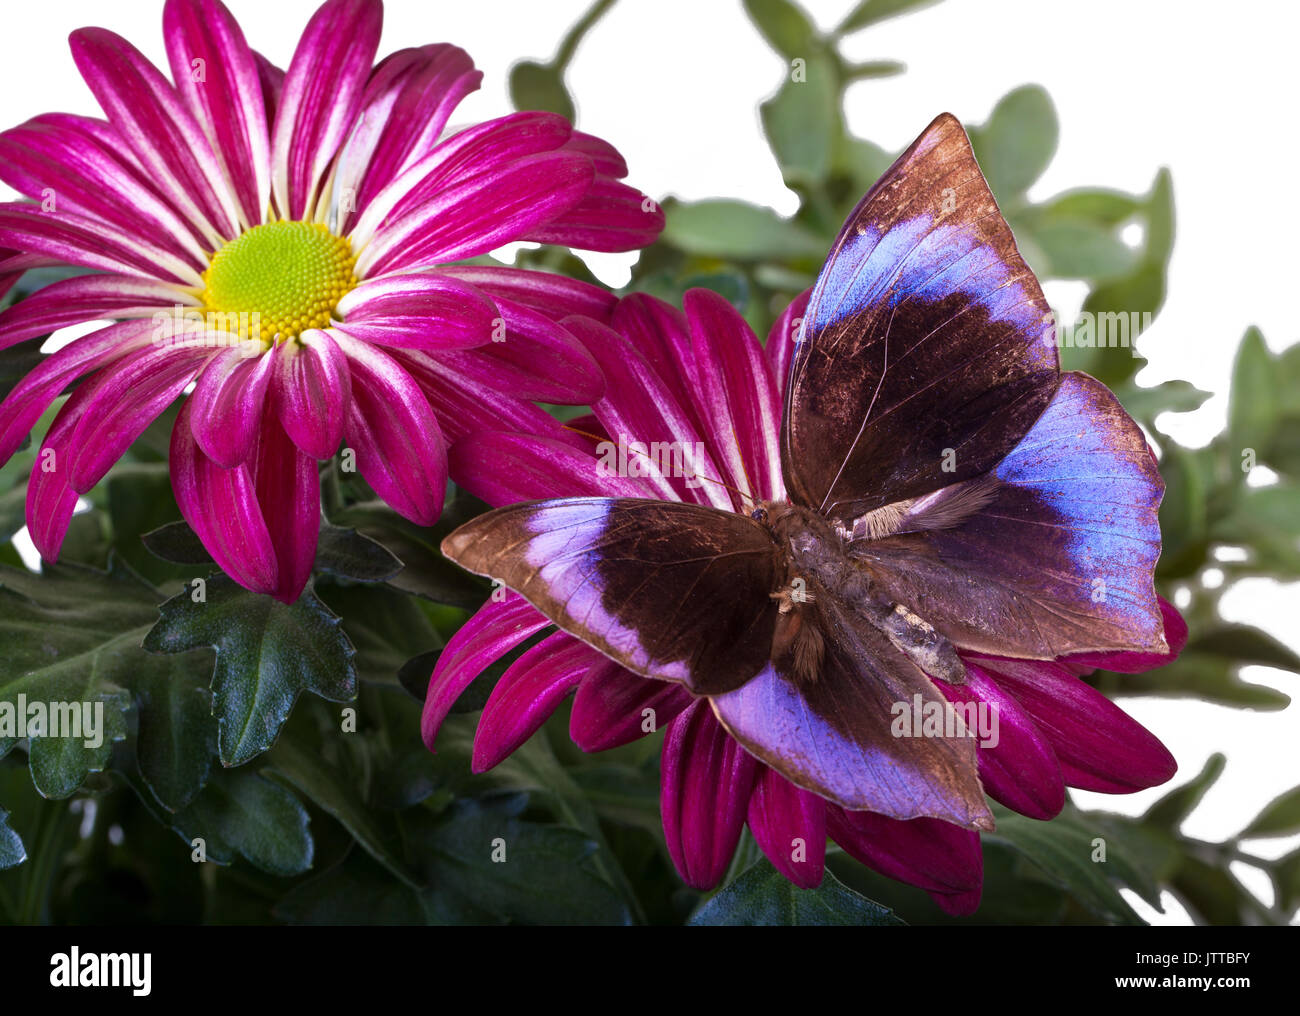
[783,112,1060,523]
[442,497,779,696]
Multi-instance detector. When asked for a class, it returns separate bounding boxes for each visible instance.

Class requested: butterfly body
[756,498,967,687]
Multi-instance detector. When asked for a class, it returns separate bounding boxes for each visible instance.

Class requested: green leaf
[314,523,403,583]
[1030,219,1137,279]
[1115,379,1210,422]
[316,580,440,688]
[662,199,826,260]
[845,59,905,80]
[132,658,217,812]
[1144,168,1175,266]
[1145,753,1225,830]
[172,766,313,876]
[1095,652,1289,711]
[0,559,157,798]
[267,736,420,887]
[744,0,817,59]
[332,498,489,607]
[969,85,1058,200]
[1275,849,1300,912]
[836,0,942,34]
[508,60,575,121]
[1039,188,1142,226]
[0,804,24,869]
[143,575,357,766]
[1155,443,1208,578]
[140,520,212,565]
[275,849,428,925]
[413,794,632,925]
[1186,624,1300,672]
[690,858,903,925]
[1227,327,1277,454]
[986,811,1143,924]
[761,56,840,185]
[1239,786,1300,839]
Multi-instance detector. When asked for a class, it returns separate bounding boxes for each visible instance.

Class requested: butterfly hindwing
[783,112,1060,523]
[850,372,1168,658]
[441,497,779,695]
[710,589,991,829]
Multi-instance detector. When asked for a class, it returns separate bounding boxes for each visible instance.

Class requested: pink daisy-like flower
[0,0,661,602]
[422,289,1186,914]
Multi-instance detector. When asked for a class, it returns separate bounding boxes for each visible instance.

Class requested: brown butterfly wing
[442,497,779,696]
[782,112,1060,523]
[711,588,991,828]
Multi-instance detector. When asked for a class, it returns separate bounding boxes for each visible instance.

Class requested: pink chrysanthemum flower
[0,0,661,602]
[422,289,1186,914]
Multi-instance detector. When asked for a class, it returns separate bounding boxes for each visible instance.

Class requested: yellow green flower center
[201,221,357,343]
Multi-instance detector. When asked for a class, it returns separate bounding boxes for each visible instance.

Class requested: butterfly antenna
[561,424,755,506]
[727,423,759,510]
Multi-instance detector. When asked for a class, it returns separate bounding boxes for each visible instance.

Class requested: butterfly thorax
[755,500,967,687]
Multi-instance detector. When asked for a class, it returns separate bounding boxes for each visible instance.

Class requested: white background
[0,0,1296,923]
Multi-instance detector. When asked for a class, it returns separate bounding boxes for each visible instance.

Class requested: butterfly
[440,113,1168,832]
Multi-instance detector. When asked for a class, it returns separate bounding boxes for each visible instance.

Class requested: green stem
[553,0,618,70]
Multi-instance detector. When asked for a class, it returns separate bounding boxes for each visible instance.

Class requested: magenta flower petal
[163,0,270,228]
[0,114,209,268]
[1064,597,1188,673]
[472,632,592,772]
[332,330,446,524]
[0,204,201,285]
[828,807,983,903]
[767,289,810,398]
[336,272,497,351]
[439,264,617,324]
[396,351,591,449]
[432,298,604,404]
[936,663,1065,820]
[66,342,210,493]
[251,413,319,603]
[269,0,382,219]
[524,176,666,253]
[661,701,760,891]
[0,319,155,463]
[336,45,482,230]
[421,594,551,751]
[25,389,93,560]
[682,289,783,502]
[569,663,693,752]
[357,111,574,236]
[0,274,192,351]
[564,130,628,178]
[188,343,277,467]
[747,767,827,889]
[449,431,652,506]
[171,398,278,595]
[69,27,238,244]
[972,656,1177,792]
[357,150,593,275]
[254,51,284,122]
[565,314,732,509]
[609,294,696,413]
[272,328,351,460]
